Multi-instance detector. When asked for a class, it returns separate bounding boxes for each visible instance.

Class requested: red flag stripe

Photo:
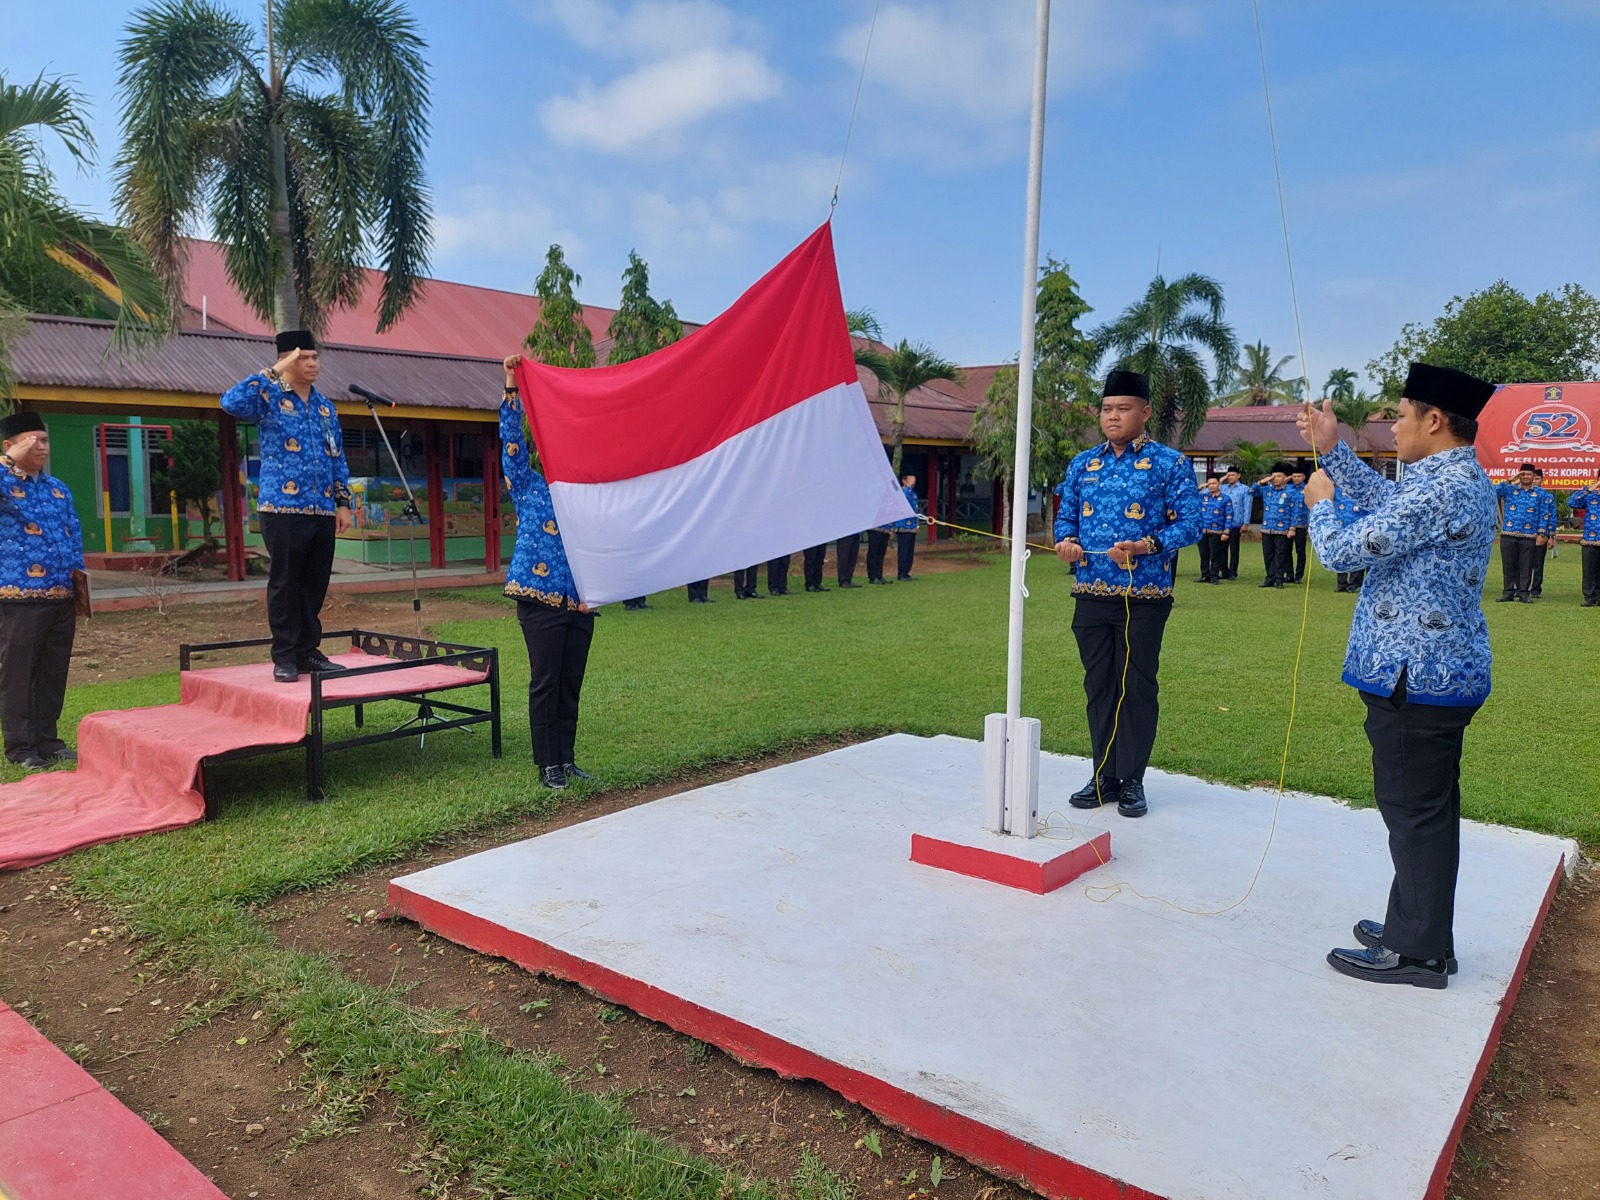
[515,223,856,486]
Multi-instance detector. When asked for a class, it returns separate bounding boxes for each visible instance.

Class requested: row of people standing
[1493,463,1558,603]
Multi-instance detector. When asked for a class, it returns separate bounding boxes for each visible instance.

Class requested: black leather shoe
[1583,598,1599,607]
[50,748,78,763]
[804,584,821,592]
[561,763,595,781]
[13,753,50,770]
[539,765,567,790]
[1517,594,1532,603]
[1116,778,1148,818]
[299,650,347,673]
[1531,590,1543,598]
[838,580,860,588]
[1326,943,1448,988]
[1275,582,1284,588]
[897,575,916,581]
[1353,920,1456,974]
[769,588,789,596]
[1069,776,1119,809]
[273,663,300,683]
[1494,594,1515,602]
[868,578,888,585]
[1259,580,1276,588]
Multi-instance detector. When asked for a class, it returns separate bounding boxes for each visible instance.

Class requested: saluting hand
[273,346,302,376]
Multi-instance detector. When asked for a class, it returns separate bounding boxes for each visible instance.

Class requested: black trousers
[803,543,828,589]
[733,566,761,597]
[836,533,861,584]
[1499,536,1537,598]
[767,555,792,594]
[896,531,917,579]
[1337,569,1367,590]
[260,512,336,667]
[1261,532,1292,584]
[866,530,891,581]
[1292,528,1308,580]
[1583,544,1600,601]
[516,600,594,768]
[0,600,76,762]
[1226,526,1243,577]
[685,579,710,602]
[1361,674,1479,961]
[1531,542,1548,594]
[1071,597,1172,783]
[623,596,647,609]
[1198,532,1225,580]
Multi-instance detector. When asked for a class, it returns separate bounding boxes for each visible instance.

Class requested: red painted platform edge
[388,881,1159,1200]
[1423,851,1570,1200]
[910,830,1112,894]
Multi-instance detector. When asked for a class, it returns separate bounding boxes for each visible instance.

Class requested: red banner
[1475,382,1600,488]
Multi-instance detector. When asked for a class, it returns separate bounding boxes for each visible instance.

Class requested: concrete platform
[389,734,1577,1200]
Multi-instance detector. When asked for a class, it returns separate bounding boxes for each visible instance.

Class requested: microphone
[350,383,395,408]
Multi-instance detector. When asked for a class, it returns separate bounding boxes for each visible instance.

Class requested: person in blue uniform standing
[894,474,920,581]
[1300,363,1498,989]
[0,413,85,768]
[1053,370,1201,818]
[1219,467,1252,579]
[1494,463,1544,603]
[1287,462,1310,583]
[221,332,354,682]
[1252,463,1296,587]
[1529,467,1556,598]
[1196,473,1231,583]
[501,356,595,791]
[1331,485,1367,592]
[1570,470,1600,607]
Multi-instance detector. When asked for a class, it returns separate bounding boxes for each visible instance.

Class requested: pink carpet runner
[0,651,490,871]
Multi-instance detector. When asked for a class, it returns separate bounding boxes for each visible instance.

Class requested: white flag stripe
[550,381,912,605]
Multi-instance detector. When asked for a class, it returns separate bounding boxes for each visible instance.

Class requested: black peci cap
[0,410,46,442]
[275,329,318,354]
[1402,363,1495,419]
[1271,461,1292,475]
[1102,370,1150,401]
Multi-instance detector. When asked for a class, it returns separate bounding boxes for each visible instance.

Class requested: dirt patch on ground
[70,591,509,685]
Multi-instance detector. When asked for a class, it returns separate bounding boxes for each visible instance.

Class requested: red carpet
[0,651,490,871]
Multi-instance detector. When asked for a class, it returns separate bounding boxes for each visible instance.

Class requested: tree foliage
[854,338,960,475]
[844,305,882,344]
[970,258,1097,493]
[153,419,221,543]
[1323,366,1359,403]
[524,244,594,368]
[1218,341,1300,406]
[1367,281,1600,398]
[115,0,432,334]
[1,71,173,402]
[1091,272,1238,446]
[1221,438,1282,481]
[605,251,682,365]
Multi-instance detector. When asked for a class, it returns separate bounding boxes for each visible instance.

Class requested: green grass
[12,545,1597,1196]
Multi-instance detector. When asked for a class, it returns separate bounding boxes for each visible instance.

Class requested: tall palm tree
[0,72,172,402]
[115,0,431,335]
[1092,272,1238,446]
[1218,341,1300,407]
[844,305,882,344]
[854,338,961,474]
[1323,366,1359,404]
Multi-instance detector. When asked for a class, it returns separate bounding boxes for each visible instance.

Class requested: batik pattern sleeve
[328,413,352,507]
[1157,456,1202,551]
[1053,469,1079,543]
[1319,439,1393,511]
[500,395,537,492]
[220,372,272,421]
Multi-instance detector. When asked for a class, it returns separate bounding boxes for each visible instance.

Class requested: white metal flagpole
[984,0,1051,838]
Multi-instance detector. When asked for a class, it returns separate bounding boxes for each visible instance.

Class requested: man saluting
[1299,363,1497,989]
[1053,371,1200,818]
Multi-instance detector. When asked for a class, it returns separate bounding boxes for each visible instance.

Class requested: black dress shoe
[1326,943,1448,988]
[804,584,821,592]
[50,748,78,763]
[1069,776,1120,809]
[1517,594,1532,603]
[1583,598,1599,607]
[1494,594,1515,602]
[299,650,347,673]
[1275,582,1284,588]
[273,663,300,683]
[1259,580,1276,588]
[838,580,860,588]
[539,765,567,790]
[1353,920,1457,974]
[1531,590,1543,599]
[1116,778,1148,818]
[769,588,790,596]
[897,574,916,581]
[868,578,888,585]
[12,753,50,770]
[561,763,595,781]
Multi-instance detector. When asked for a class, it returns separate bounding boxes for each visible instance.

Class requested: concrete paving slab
[389,734,1577,1200]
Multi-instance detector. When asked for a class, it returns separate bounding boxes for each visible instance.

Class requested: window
[95,426,170,518]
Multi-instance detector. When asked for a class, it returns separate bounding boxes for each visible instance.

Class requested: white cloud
[540,0,746,58]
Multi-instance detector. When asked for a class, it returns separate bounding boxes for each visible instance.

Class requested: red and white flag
[514,223,911,605]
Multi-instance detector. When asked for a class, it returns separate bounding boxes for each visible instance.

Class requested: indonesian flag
[514,222,912,605]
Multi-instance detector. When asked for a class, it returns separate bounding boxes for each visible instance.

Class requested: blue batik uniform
[1537,488,1557,539]
[220,372,352,513]
[1571,489,1600,544]
[1220,480,1252,528]
[1253,482,1296,533]
[1287,483,1309,529]
[500,396,581,609]
[1053,436,1201,599]
[894,485,919,532]
[1495,482,1543,538]
[0,457,83,600]
[1333,488,1366,525]
[1199,492,1232,534]
[1309,440,1496,706]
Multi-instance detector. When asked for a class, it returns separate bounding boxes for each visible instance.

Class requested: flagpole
[989,0,1050,838]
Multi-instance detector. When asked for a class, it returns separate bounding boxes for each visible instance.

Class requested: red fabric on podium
[0,651,489,870]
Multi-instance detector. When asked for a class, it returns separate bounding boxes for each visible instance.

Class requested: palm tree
[1091,272,1238,446]
[1218,341,1300,407]
[1223,438,1282,482]
[0,72,172,402]
[854,338,961,474]
[1323,367,1359,404]
[115,0,431,334]
[845,305,882,344]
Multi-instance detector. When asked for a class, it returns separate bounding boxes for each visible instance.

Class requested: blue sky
[4,0,1597,389]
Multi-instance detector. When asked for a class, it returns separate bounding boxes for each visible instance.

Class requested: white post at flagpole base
[982,713,1008,833]
[984,0,1051,839]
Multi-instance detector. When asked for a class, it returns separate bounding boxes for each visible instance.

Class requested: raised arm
[499,355,540,497]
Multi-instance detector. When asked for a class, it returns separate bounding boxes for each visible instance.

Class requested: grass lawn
[7,543,1596,1197]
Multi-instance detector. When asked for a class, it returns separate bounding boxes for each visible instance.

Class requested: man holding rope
[1299,363,1496,989]
[1054,371,1200,819]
